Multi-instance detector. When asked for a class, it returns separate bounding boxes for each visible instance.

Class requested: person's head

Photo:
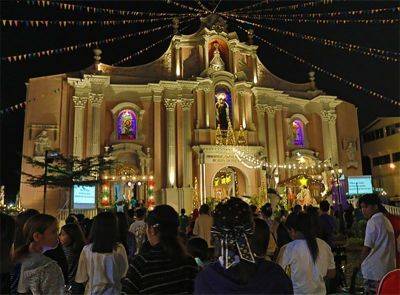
[285,212,298,233]
[65,214,78,225]
[187,237,208,262]
[278,209,288,221]
[89,212,118,253]
[251,218,270,257]
[249,204,258,215]
[1,213,16,270]
[135,208,146,220]
[192,208,199,219]
[75,214,85,223]
[60,223,85,254]
[212,197,254,269]
[199,204,210,215]
[127,208,135,220]
[293,204,302,215]
[292,212,319,262]
[358,193,385,219]
[14,209,40,249]
[146,205,186,259]
[319,200,330,213]
[13,214,58,262]
[260,203,273,219]
[116,212,128,245]
[180,208,186,215]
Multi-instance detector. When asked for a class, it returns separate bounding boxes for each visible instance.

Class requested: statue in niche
[215,91,230,130]
[344,139,358,168]
[237,125,247,146]
[34,130,52,156]
[209,43,225,72]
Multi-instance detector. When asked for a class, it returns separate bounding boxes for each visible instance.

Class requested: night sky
[1,0,399,201]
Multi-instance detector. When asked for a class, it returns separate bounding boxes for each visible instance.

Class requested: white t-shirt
[361,212,396,281]
[129,220,146,253]
[75,243,128,295]
[278,238,335,295]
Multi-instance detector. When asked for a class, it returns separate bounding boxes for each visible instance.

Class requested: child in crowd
[129,208,147,254]
[13,214,65,294]
[179,208,190,235]
[187,237,209,269]
[75,212,128,294]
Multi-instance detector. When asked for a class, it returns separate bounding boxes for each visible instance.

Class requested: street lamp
[43,150,60,213]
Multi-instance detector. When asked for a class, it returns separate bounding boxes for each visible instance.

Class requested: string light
[234,18,399,62]
[1,16,185,28]
[195,0,211,13]
[234,24,400,107]
[16,0,187,17]
[232,6,400,20]
[230,15,399,25]
[2,24,175,63]
[112,22,193,66]
[0,101,26,115]
[166,0,205,13]
[226,0,277,14]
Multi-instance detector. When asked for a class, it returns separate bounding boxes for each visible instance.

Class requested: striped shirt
[122,244,198,294]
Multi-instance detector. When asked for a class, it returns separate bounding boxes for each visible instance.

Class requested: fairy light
[234,24,400,107]
[233,18,399,62]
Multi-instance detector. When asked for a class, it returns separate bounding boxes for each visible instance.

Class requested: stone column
[72,96,88,158]
[321,110,333,163]
[238,91,247,129]
[180,99,194,187]
[153,90,163,201]
[164,98,178,187]
[266,105,278,166]
[328,111,339,166]
[275,105,285,165]
[88,93,103,156]
[256,104,267,151]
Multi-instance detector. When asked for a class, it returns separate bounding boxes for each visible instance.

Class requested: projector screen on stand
[73,185,96,209]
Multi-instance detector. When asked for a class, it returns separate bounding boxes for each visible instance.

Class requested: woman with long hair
[122,205,198,294]
[278,212,336,294]
[75,211,128,294]
[13,214,65,294]
[195,198,293,294]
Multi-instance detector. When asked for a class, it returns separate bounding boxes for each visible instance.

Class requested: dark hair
[249,204,257,214]
[199,204,210,215]
[127,208,135,219]
[89,212,118,253]
[61,223,85,255]
[261,203,273,218]
[14,209,40,249]
[116,212,129,252]
[187,237,208,262]
[135,208,146,219]
[285,213,298,230]
[13,214,57,262]
[251,218,270,257]
[1,213,16,273]
[75,214,85,223]
[181,208,186,214]
[146,205,187,260]
[293,212,319,263]
[293,204,302,215]
[319,200,330,212]
[358,193,386,213]
[65,214,78,225]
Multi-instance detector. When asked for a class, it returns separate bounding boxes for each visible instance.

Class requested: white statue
[345,139,358,168]
[296,186,316,207]
[34,130,52,156]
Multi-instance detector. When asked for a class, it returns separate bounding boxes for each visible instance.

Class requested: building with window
[19,16,362,215]
[361,117,400,197]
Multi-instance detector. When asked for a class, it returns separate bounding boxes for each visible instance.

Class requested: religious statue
[237,125,247,146]
[209,43,225,72]
[215,91,231,130]
[345,139,359,168]
[115,194,127,213]
[296,185,316,207]
[34,130,52,156]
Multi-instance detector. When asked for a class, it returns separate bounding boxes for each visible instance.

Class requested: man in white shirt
[359,194,396,295]
[129,208,146,254]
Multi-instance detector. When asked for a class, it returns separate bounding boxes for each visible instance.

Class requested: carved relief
[72,96,88,108]
[342,138,359,168]
[163,98,178,111]
[34,130,52,156]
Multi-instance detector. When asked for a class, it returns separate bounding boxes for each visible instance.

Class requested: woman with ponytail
[13,214,65,294]
[122,205,198,294]
[278,212,336,295]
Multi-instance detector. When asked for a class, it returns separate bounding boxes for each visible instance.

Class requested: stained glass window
[292,119,304,147]
[117,109,137,140]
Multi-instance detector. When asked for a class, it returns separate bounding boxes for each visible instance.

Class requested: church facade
[20,17,363,215]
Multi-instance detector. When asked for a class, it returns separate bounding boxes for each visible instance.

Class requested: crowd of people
[0,193,398,294]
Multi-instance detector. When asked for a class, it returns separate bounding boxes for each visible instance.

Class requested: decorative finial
[172,17,179,34]
[308,70,316,89]
[247,29,254,45]
[93,47,102,65]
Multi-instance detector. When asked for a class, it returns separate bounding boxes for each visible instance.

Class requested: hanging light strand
[112,22,193,66]
[1,16,185,28]
[225,0,276,14]
[196,0,211,13]
[2,23,175,63]
[166,0,205,13]
[16,0,187,17]
[234,23,400,107]
[0,101,27,115]
[231,6,400,20]
[233,18,399,62]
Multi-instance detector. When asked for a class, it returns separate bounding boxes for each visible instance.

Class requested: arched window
[291,119,305,147]
[215,85,232,130]
[117,109,137,140]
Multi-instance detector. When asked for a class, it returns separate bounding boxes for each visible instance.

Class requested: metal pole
[43,150,48,213]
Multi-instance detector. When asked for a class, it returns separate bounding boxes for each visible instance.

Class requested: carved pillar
[180,99,194,187]
[153,90,163,196]
[256,104,267,150]
[72,96,88,158]
[266,106,278,166]
[321,110,334,163]
[275,105,285,165]
[164,98,178,187]
[328,111,339,165]
[238,91,246,129]
[88,93,103,156]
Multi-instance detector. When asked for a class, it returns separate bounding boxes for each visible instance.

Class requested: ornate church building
[20,16,362,215]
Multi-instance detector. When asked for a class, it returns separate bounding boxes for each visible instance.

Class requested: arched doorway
[212,166,247,201]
